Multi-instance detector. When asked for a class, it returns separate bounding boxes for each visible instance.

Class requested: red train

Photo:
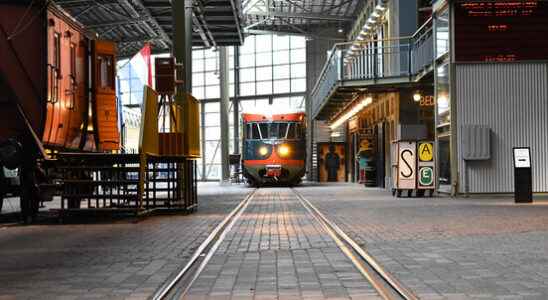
[0,1,120,218]
[242,112,306,186]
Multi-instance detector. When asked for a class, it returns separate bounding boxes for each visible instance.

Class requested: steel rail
[151,188,257,300]
[292,188,419,300]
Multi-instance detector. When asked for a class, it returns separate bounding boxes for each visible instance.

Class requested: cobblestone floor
[0,183,253,300]
[186,188,382,300]
[295,183,548,300]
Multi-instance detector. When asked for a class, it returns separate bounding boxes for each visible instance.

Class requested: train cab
[241,112,306,186]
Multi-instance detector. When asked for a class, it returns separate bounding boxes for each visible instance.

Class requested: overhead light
[413,92,422,102]
[338,28,344,33]
[329,96,374,130]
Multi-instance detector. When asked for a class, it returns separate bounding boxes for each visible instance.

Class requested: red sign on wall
[455,0,548,62]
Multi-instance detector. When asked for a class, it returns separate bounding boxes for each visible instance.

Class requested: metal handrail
[310,18,435,118]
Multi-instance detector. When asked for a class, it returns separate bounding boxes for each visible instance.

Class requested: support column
[219,47,230,182]
[173,0,193,108]
[233,46,240,154]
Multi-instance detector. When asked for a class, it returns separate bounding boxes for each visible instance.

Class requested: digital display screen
[454,0,548,62]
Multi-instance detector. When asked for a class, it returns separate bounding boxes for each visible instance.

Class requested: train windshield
[246,122,302,140]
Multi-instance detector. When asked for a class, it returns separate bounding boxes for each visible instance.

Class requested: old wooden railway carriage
[242,113,306,186]
[0,1,119,218]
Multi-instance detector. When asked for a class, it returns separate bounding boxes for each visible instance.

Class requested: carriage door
[92,40,119,151]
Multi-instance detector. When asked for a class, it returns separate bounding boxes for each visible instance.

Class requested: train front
[242,113,306,186]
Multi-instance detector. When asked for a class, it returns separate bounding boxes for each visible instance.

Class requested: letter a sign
[397,142,416,189]
[418,142,433,162]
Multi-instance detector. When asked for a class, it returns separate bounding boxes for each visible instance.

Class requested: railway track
[151,187,417,300]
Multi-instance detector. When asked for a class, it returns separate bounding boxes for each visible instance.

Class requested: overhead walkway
[311,19,434,121]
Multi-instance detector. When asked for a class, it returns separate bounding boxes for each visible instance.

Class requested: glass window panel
[193,49,204,59]
[290,63,306,78]
[256,52,272,66]
[257,81,272,95]
[274,97,290,107]
[290,96,305,109]
[255,99,270,111]
[205,58,217,71]
[274,50,290,64]
[240,54,255,68]
[273,65,290,79]
[252,123,260,139]
[290,36,306,49]
[274,80,290,93]
[256,35,272,51]
[204,48,217,58]
[240,82,255,96]
[205,112,220,126]
[290,48,306,63]
[205,71,220,85]
[193,86,205,99]
[258,123,268,139]
[205,127,221,140]
[193,73,204,86]
[229,46,235,56]
[256,66,272,81]
[273,35,289,50]
[205,102,220,113]
[240,35,255,54]
[193,59,204,72]
[229,68,235,83]
[230,83,235,98]
[240,68,255,82]
[291,78,306,92]
[206,85,220,99]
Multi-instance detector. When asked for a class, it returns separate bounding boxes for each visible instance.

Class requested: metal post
[172,0,193,123]
[233,46,240,154]
[219,47,230,182]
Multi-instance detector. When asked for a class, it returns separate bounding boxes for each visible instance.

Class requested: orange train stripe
[244,159,305,167]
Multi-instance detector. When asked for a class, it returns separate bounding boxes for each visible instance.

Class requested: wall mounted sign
[454,0,548,62]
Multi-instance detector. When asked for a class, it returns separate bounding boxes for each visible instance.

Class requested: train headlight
[259,146,269,156]
[278,145,290,157]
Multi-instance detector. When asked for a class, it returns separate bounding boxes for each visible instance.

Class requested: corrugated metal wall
[456,62,548,193]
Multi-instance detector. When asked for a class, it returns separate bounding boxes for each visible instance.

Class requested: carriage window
[251,124,261,139]
[287,123,296,139]
[258,123,269,139]
[53,32,61,75]
[97,55,114,89]
[70,43,76,76]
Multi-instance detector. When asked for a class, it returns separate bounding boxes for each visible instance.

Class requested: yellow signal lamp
[278,144,290,157]
[259,146,269,156]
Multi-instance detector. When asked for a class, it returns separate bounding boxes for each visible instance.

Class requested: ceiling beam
[248,11,353,21]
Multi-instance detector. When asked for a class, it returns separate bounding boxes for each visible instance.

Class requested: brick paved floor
[0,183,252,300]
[295,183,548,300]
[186,188,382,300]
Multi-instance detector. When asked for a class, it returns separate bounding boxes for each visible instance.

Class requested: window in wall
[435,6,450,59]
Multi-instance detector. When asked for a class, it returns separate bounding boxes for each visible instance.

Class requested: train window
[287,123,297,139]
[70,43,76,76]
[53,32,61,77]
[97,55,114,90]
[270,123,289,139]
[258,123,268,139]
[252,124,261,139]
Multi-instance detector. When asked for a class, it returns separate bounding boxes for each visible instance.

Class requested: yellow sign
[418,143,433,162]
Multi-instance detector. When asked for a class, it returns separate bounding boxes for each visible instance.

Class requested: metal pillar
[233,46,240,154]
[219,47,230,182]
[173,0,193,98]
